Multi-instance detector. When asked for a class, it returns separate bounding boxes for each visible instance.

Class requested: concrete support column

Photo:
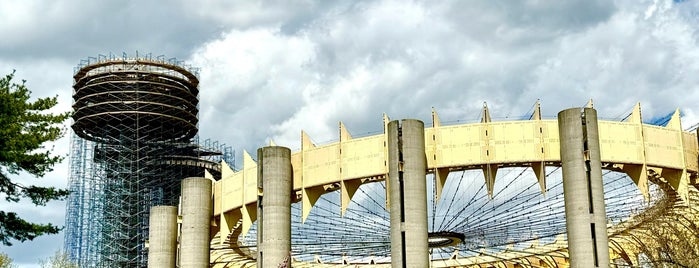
[256,146,292,267]
[387,119,429,268]
[180,177,212,268]
[148,206,178,268]
[558,108,610,268]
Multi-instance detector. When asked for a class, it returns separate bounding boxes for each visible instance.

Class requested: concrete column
[256,146,292,267]
[148,206,178,268]
[180,177,212,268]
[558,108,610,268]
[388,119,429,268]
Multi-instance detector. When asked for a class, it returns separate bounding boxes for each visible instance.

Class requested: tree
[0,252,17,268]
[0,71,71,246]
[39,249,77,268]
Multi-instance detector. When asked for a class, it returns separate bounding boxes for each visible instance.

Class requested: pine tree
[0,71,71,246]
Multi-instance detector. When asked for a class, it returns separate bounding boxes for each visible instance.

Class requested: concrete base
[388,119,429,268]
[558,108,610,268]
[256,146,292,267]
[148,206,178,268]
[180,177,213,268]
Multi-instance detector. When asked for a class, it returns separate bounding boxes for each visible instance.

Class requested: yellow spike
[481,102,491,123]
[383,113,391,131]
[532,100,541,120]
[434,168,449,204]
[221,160,234,179]
[219,211,241,245]
[432,107,442,127]
[621,164,650,202]
[302,186,324,222]
[302,131,316,150]
[340,122,352,141]
[383,113,391,210]
[240,203,256,237]
[269,139,277,146]
[243,150,255,169]
[629,102,642,124]
[662,168,689,204]
[482,164,498,198]
[666,109,682,130]
[340,180,361,216]
[531,162,546,195]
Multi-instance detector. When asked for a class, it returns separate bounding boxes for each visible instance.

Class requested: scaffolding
[64,55,233,267]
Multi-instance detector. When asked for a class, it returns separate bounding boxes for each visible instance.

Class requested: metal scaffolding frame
[64,55,233,267]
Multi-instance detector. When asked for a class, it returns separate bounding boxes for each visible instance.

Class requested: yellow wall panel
[598,121,645,164]
[243,164,257,205]
[541,120,560,161]
[223,173,243,212]
[291,153,303,190]
[434,124,485,168]
[682,132,698,171]
[643,125,684,169]
[425,128,437,167]
[213,181,221,214]
[488,121,541,163]
[303,143,340,188]
[341,135,386,180]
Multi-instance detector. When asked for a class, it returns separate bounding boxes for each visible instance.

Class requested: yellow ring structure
[210,103,699,267]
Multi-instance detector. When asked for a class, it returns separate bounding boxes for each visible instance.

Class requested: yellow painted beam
[215,116,698,214]
[216,117,698,214]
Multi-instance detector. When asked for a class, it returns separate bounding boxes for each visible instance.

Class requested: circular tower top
[71,56,200,143]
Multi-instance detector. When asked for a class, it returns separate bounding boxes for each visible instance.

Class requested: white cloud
[190,28,317,156]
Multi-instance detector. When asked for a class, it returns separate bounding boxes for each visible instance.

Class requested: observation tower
[64,54,232,267]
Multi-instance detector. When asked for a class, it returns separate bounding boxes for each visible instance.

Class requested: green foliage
[0,71,71,246]
[0,252,16,268]
[39,249,77,268]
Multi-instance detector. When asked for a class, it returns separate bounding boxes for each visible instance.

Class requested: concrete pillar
[180,177,212,268]
[387,119,429,268]
[558,108,610,268]
[148,206,178,268]
[256,146,292,267]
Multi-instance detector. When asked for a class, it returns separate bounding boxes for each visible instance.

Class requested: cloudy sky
[1,0,699,266]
